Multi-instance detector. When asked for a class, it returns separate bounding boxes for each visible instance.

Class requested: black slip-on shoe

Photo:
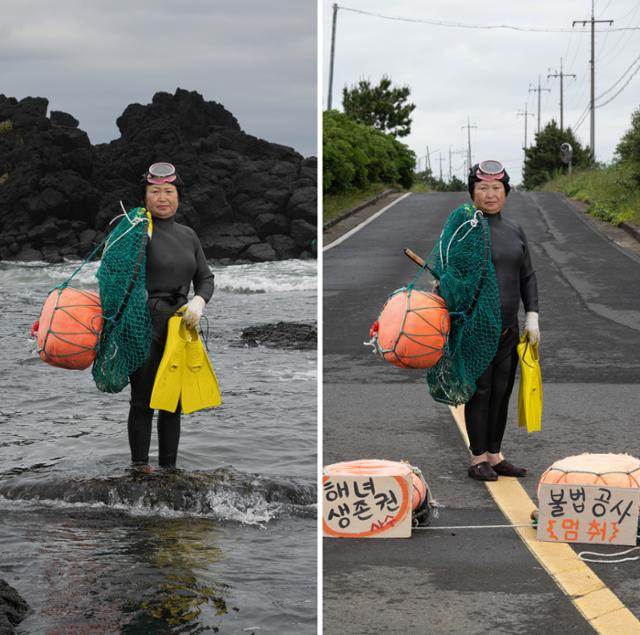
[491,460,527,477]
[467,461,498,481]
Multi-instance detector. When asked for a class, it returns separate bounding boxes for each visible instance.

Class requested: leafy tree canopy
[415,170,466,192]
[522,120,593,190]
[323,110,415,193]
[342,75,416,138]
[615,107,640,183]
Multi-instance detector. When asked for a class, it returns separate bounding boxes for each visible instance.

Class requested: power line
[597,0,615,19]
[597,2,640,65]
[615,0,640,22]
[595,51,640,101]
[338,5,638,32]
[561,27,576,67]
[574,103,591,131]
[595,60,640,108]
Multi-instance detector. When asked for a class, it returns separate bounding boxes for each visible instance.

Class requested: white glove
[181,295,206,328]
[524,311,540,346]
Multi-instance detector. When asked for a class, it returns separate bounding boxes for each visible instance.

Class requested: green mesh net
[91,207,153,393]
[424,203,502,405]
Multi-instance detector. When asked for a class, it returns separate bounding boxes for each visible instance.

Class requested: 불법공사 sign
[537,484,640,546]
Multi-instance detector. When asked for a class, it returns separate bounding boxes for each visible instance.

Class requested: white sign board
[323,473,412,538]
[537,484,640,546]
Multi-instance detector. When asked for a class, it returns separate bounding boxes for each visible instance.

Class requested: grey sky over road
[3,0,317,157]
[323,0,640,184]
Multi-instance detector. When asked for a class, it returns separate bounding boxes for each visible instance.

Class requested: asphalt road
[323,192,640,634]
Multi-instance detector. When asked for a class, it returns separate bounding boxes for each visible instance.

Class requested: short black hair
[468,163,511,197]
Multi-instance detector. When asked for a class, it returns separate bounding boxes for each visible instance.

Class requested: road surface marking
[323,192,412,251]
[449,405,640,634]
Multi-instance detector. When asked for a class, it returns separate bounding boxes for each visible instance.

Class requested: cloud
[3,0,317,156]
[324,0,640,183]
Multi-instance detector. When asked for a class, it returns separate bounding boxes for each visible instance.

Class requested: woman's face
[472,181,505,214]
[145,184,179,219]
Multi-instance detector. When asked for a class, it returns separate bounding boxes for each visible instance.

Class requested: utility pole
[327,3,339,110]
[448,148,465,181]
[517,104,535,149]
[439,153,443,181]
[528,75,551,135]
[426,146,432,173]
[461,117,477,169]
[547,58,576,132]
[573,1,613,160]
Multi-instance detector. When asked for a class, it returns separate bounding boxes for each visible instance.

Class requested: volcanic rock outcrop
[240,321,317,350]
[0,89,316,263]
[0,579,28,634]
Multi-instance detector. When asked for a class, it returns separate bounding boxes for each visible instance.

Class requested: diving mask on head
[475,160,505,180]
[468,160,511,196]
[144,162,178,185]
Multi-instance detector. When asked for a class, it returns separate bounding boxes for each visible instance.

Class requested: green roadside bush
[539,108,640,226]
[323,110,415,194]
[541,162,640,226]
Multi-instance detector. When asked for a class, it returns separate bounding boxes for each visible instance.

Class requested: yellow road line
[449,405,640,634]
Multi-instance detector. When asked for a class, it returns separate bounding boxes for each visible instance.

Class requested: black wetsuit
[128,215,214,468]
[465,210,538,456]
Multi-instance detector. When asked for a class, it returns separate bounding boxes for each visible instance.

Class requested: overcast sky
[3,0,317,157]
[323,0,640,185]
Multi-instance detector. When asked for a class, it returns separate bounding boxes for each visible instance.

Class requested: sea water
[0,258,317,633]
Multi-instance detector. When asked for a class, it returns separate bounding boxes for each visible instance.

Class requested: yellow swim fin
[149,316,187,413]
[517,333,542,433]
[181,325,222,414]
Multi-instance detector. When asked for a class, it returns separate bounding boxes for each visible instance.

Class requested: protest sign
[323,473,412,538]
[537,484,640,546]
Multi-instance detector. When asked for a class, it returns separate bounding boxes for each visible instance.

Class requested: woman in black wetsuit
[465,160,539,482]
[128,162,214,471]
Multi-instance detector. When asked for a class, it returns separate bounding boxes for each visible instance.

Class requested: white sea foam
[214,259,317,294]
[262,367,317,382]
[4,258,316,294]
[0,491,304,526]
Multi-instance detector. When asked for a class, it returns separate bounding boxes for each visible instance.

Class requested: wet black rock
[0,579,29,634]
[240,321,317,350]
[0,468,316,513]
[0,89,316,263]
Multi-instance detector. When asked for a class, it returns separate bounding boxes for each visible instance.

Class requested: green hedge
[323,110,415,193]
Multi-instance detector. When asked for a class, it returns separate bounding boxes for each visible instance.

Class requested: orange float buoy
[537,453,640,501]
[36,287,103,370]
[373,288,449,369]
[324,459,428,511]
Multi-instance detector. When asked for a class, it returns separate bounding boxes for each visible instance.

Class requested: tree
[522,120,593,190]
[615,107,640,183]
[323,110,415,193]
[414,170,466,192]
[342,75,416,138]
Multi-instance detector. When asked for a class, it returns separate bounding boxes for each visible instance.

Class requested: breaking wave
[215,260,316,294]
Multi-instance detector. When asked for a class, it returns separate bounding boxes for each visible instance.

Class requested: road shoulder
[323,190,408,247]
[561,195,640,259]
